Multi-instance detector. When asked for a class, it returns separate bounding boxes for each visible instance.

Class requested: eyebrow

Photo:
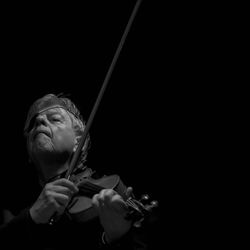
[41,108,65,116]
[48,112,63,116]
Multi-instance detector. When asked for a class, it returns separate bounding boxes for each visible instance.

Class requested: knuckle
[92,194,99,206]
[111,194,123,203]
[44,190,52,198]
[45,183,53,189]
[65,195,70,203]
[103,189,115,197]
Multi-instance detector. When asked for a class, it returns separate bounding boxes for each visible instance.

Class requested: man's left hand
[92,187,133,243]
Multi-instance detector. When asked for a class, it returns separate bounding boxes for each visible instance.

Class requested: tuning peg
[150,200,158,208]
[145,200,158,211]
[139,194,150,203]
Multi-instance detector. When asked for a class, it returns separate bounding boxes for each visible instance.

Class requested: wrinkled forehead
[24,96,70,133]
[35,106,68,116]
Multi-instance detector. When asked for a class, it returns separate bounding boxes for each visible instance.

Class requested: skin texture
[27,107,133,243]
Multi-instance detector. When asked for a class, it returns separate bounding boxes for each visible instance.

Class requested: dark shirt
[0,207,150,250]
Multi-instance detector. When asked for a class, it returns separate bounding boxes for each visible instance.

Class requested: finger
[44,192,67,216]
[100,189,126,207]
[96,189,113,204]
[99,194,128,218]
[49,191,71,207]
[50,185,75,197]
[92,193,102,209]
[100,189,127,212]
[52,178,79,193]
[92,189,114,209]
[102,189,117,204]
[110,194,127,208]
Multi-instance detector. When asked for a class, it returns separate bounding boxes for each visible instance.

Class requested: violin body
[66,173,157,226]
[67,174,129,223]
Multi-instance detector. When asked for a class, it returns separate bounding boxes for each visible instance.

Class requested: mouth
[33,129,51,139]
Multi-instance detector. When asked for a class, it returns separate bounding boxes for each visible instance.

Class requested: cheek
[53,129,76,150]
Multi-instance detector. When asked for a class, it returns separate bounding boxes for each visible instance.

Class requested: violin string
[126,198,140,212]
[78,181,104,194]
[127,200,138,210]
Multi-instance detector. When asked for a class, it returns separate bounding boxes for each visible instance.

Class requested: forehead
[39,106,69,117]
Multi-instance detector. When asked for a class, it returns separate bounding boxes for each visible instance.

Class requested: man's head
[24,94,90,170]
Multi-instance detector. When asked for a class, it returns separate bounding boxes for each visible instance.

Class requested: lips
[33,129,51,139]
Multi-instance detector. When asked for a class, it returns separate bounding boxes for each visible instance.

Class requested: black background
[1,0,168,207]
[0,1,227,247]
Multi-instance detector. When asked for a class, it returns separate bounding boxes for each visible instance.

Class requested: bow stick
[65,0,143,179]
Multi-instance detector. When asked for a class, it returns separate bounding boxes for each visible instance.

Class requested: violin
[49,0,158,226]
[66,171,158,227]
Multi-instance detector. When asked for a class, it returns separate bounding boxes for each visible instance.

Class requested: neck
[34,158,71,186]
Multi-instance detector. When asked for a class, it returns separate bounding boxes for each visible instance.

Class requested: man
[0,93,151,249]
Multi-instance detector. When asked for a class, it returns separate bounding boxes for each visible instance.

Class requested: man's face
[27,107,76,162]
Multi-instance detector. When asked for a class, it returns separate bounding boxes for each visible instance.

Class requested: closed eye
[49,114,63,123]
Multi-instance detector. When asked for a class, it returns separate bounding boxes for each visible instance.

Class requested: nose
[34,114,48,127]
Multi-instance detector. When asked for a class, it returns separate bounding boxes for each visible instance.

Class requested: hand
[29,178,78,224]
[92,187,133,243]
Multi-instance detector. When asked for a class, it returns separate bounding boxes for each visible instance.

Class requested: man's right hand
[29,178,78,224]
